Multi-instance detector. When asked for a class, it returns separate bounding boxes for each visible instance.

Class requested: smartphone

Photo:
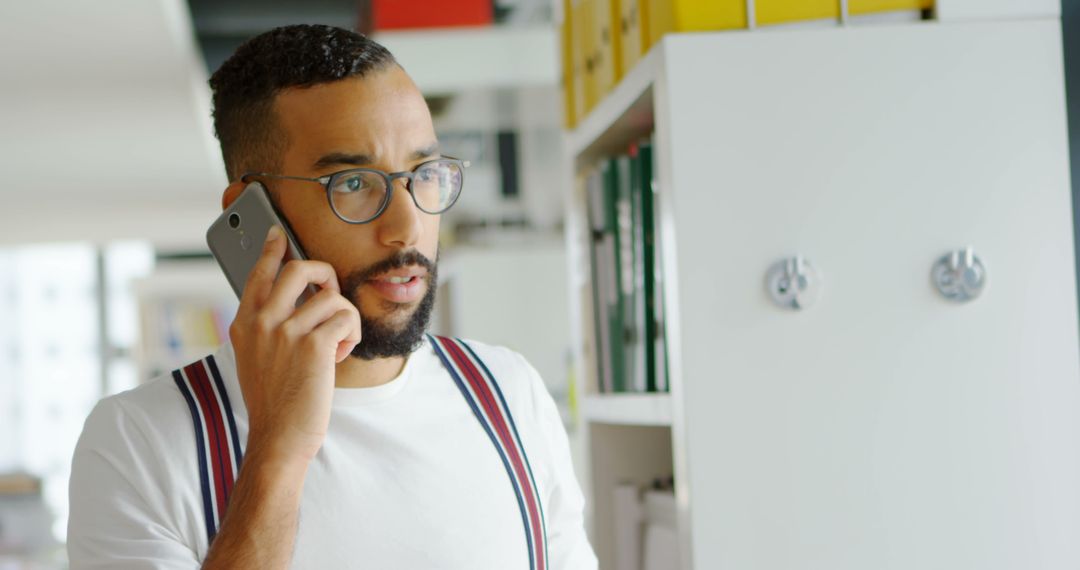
[207,181,313,300]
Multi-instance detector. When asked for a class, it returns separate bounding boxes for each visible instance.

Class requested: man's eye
[339,176,366,192]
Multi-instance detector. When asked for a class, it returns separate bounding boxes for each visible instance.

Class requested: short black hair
[209,24,398,181]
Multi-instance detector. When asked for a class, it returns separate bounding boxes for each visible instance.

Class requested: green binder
[641,140,670,392]
[634,141,657,393]
[604,158,628,392]
[618,156,640,393]
[585,168,613,393]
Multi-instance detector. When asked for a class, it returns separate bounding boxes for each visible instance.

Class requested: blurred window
[0,241,153,542]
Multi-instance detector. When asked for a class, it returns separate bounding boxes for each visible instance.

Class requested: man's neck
[334,353,407,388]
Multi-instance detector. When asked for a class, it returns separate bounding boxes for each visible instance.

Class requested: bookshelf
[564,10,1080,570]
[133,262,237,382]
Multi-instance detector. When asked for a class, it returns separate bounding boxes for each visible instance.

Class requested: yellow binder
[561,0,576,129]
[852,0,932,14]
[617,0,648,77]
[645,0,746,48]
[592,0,621,105]
[571,0,592,118]
[759,0,933,26]
[644,0,933,43]
[583,0,599,114]
[758,0,838,25]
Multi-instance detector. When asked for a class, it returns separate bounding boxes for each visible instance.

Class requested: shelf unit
[562,34,682,570]
[564,10,1080,570]
[583,393,672,426]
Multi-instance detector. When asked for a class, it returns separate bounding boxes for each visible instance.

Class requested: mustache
[343,249,437,288]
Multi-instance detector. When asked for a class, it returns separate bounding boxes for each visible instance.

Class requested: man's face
[269,67,441,359]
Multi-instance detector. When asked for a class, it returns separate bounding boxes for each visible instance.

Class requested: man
[68,25,597,569]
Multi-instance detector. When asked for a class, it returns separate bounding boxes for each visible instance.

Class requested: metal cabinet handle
[932,247,986,302]
[766,256,821,310]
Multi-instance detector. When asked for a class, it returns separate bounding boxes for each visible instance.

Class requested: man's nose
[375,177,422,248]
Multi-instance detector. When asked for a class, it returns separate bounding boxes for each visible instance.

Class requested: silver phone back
[206,182,307,299]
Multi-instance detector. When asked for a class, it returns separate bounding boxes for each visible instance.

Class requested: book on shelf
[147,301,233,356]
[641,141,670,392]
[583,135,669,394]
[642,487,679,570]
[613,483,644,570]
[611,478,679,570]
[631,142,651,393]
[615,155,640,393]
[0,471,41,496]
[586,167,615,393]
[598,159,627,392]
[139,297,237,379]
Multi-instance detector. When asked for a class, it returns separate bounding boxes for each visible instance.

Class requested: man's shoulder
[432,335,536,382]
[69,352,227,564]
[432,335,547,411]
[79,346,235,455]
[446,336,524,364]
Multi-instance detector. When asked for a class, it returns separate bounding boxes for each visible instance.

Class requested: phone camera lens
[228,212,241,229]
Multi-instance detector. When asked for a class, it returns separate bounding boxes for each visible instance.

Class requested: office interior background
[3,0,1080,568]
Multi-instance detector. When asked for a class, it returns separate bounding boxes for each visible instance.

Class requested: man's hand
[201,225,361,568]
[229,224,361,467]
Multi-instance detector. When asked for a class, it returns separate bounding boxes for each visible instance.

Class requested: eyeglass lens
[329,159,463,222]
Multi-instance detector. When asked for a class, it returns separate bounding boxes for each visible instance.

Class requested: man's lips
[366,267,428,303]
[368,267,428,281]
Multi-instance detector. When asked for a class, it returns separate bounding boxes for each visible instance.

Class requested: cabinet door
[659,20,1080,570]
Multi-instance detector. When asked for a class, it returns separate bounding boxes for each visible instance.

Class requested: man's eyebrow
[312,143,440,170]
[312,152,375,170]
[412,143,440,160]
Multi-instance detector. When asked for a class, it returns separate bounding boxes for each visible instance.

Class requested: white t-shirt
[67,336,597,569]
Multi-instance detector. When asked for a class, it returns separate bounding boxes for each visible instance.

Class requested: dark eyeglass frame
[240,156,470,224]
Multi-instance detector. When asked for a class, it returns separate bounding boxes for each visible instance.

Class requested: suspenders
[172,355,244,543]
[427,335,549,570]
[172,336,549,570]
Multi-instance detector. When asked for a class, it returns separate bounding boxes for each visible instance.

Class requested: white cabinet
[566,17,1080,570]
[936,0,1059,22]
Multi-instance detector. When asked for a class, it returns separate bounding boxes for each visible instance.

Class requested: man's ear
[221,180,248,210]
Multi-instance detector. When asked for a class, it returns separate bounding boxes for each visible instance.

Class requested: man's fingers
[263,260,342,317]
[335,340,357,363]
[281,288,358,337]
[240,225,288,312]
[310,309,362,357]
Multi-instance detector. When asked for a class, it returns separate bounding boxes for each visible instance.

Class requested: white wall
[441,238,570,399]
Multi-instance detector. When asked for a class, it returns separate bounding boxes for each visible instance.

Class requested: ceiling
[0,0,225,248]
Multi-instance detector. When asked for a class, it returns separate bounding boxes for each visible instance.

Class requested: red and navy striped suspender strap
[172,354,244,543]
[428,335,550,570]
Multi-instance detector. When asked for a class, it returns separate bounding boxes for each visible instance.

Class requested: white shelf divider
[565,43,663,166]
[584,393,673,426]
[373,25,557,95]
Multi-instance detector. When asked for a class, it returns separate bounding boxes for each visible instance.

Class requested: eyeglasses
[241,157,469,224]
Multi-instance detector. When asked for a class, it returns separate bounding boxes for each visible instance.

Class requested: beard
[339,248,439,360]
